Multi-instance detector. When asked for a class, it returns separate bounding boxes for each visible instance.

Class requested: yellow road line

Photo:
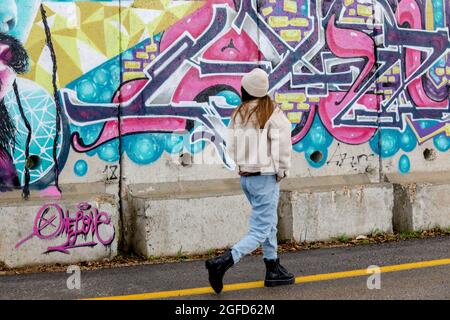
[86,258,450,300]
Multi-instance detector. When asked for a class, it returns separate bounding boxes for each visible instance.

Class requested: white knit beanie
[241,68,269,98]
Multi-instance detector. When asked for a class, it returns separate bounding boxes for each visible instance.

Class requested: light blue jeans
[231,174,280,263]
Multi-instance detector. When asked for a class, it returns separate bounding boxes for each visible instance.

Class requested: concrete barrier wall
[393,182,450,232]
[278,183,394,243]
[0,0,449,265]
[0,195,119,268]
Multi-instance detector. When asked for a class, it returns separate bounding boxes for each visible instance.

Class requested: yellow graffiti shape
[23,1,205,91]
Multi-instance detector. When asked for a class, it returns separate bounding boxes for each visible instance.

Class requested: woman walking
[205,68,295,294]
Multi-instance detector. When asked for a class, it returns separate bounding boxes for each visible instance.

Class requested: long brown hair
[232,95,275,129]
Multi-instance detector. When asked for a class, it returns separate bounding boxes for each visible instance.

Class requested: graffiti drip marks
[15,202,115,254]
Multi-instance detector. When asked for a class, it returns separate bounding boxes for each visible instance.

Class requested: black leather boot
[205,250,234,294]
[264,258,295,287]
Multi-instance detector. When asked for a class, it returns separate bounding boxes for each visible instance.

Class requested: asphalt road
[0,236,449,300]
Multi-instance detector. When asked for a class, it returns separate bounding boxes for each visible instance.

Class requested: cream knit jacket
[226,102,292,180]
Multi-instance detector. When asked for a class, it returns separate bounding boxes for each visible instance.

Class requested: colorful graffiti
[1,0,449,195]
[0,32,28,192]
[15,202,115,254]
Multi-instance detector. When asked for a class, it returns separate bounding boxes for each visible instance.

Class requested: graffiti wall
[0,0,449,198]
[15,202,115,254]
[0,199,118,266]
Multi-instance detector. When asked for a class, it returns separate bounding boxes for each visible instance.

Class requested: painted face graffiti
[0,31,28,192]
[15,202,115,254]
[0,0,17,34]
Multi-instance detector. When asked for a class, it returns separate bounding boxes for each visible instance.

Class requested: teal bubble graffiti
[123,134,164,165]
[74,160,88,177]
[434,134,450,152]
[370,128,418,157]
[292,114,333,168]
[398,154,410,174]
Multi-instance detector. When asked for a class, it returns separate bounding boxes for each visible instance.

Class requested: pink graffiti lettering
[319,14,377,145]
[15,202,115,254]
